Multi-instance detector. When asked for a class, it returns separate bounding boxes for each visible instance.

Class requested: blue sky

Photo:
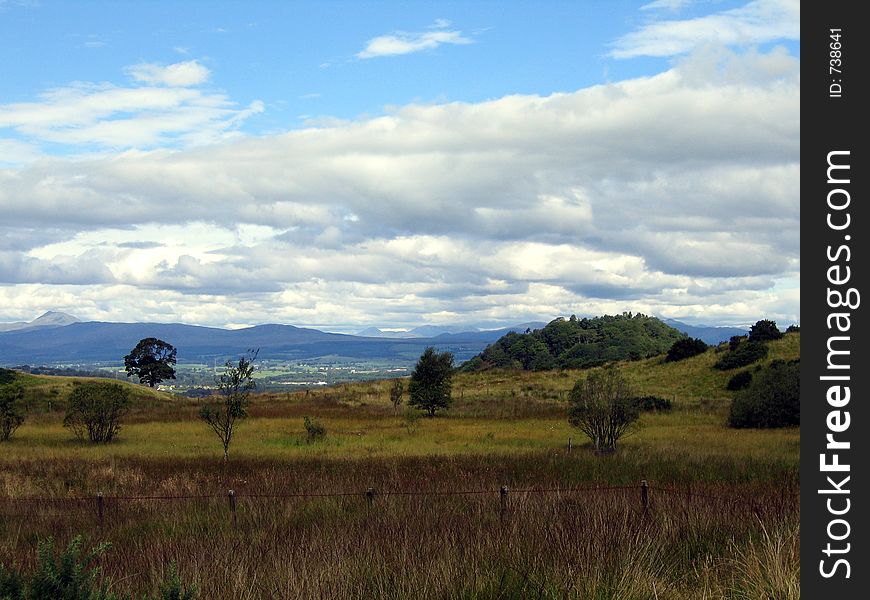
[0,0,800,331]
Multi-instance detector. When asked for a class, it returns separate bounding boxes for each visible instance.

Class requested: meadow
[0,335,800,598]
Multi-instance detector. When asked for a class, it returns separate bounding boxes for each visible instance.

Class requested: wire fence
[0,481,799,528]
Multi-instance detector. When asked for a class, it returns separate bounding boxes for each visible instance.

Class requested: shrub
[408,347,454,417]
[389,379,404,411]
[304,416,326,442]
[64,382,130,443]
[714,340,769,370]
[665,337,708,362]
[568,368,639,453]
[786,324,800,333]
[729,360,799,428]
[629,395,672,412]
[0,367,16,385]
[748,319,783,342]
[727,371,753,391]
[0,382,25,442]
[156,562,198,600]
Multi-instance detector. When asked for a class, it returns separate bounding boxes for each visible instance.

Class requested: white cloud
[612,0,799,58]
[0,47,799,329]
[125,60,211,86]
[641,0,694,11]
[0,61,262,150]
[357,22,473,59]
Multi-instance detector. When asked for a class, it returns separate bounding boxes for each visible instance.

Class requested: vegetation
[748,319,783,342]
[124,338,177,388]
[726,370,753,391]
[467,313,685,371]
[389,379,404,411]
[629,395,672,412]
[0,537,196,600]
[63,382,130,443]
[665,337,708,362]
[729,360,800,428]
[303,416,326,442]
[199,351,257,461]
[568,368,639,453]
[408,347,454,417]
[714,339,769,370]
[0,381,25,441]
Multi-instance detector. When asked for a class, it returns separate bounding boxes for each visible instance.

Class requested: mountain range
[0,312,747,366]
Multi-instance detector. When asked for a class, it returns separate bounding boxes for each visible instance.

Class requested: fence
[0,480,798,530]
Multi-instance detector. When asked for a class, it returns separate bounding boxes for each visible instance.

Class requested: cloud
[357,22,473,59]
[126,60,211,86]
[0,61,263,150]
[641,0,694,11]
[611,0,799,58]
[0,47,799,329]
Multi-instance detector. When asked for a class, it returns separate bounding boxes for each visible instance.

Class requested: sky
[0,0,800,333]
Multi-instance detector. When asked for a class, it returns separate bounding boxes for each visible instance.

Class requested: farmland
[0,334,799,598]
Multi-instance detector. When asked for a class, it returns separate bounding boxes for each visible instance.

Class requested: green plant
[628,395,672,412]
[726,371,753,391]
[156,562,197,600]
[25,536,113,600]
[0,382,25,441]
[714,340,769,370]
[568,367,639,453]
[665,337,708,362]
[748,319,783,342]
[124,338,177,388]
[408,347,454,417]
[729,360,799,428]
[64,382,130,443]
[303,416,326,442]
[389,379,404,411]
[200,350,257,461]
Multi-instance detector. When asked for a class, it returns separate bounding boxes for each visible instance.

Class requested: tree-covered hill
[463,312,686,371]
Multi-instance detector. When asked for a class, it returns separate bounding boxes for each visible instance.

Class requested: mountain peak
[32,311,81,326]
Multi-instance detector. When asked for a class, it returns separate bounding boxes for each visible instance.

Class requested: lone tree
[408,347,454,417]
[568,367,640,453]
[124,338,177,387]
[199,350,257,461]
[64,381,130,443]
[390,379,404,411]
[748,319,783,342]
[0,381,25,442]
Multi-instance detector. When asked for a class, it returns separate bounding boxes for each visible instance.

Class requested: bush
[665,337,708,362]
[64,382,130,443]
[629,395,672,412]
[748,319,783,342]
[0,382,25,442]
[714,340,769,370]
[0,537,197,599]
[726,371,753,391]
[729,360,799,428]
[786,324,800,333]
[303,416,326,442]
[568,368,639,453]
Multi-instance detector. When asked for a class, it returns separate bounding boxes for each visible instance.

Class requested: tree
[748,319,783,342]
[64,382,130,443]
[665,337,708,362]
[568,368,639,453]
[124,338,177,388]
[0,382,25,442]
[729,360,799,428]
[408,347,454,417]
[199,351,257,461]
[389,379,404,411]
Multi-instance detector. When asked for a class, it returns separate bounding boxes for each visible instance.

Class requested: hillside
[464,313,686,372]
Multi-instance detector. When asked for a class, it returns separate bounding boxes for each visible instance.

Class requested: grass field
[0,334,800,598]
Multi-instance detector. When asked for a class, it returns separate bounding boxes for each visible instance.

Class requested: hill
[463,313,686,371]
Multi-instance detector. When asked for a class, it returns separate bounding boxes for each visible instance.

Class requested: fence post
[640,480,649,516]
[366,487,376,507]
[567,437,572,453]
[228,489,237,527]
[499,486,509,524]
[97,491,104,529]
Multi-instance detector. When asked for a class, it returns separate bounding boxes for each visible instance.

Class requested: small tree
[665,337,708,362]
[408,347,454,417]
[64,382,130,443]
[568,368,639,453]
[0,382,25,442]
[729,360,799,428]
[303,416,326,442]
[199,351,257,461]
[748,319,783,342]
[124,338,177,388]
[389,379,404,411]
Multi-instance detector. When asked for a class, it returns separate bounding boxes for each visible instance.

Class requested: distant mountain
[662,319,748,345]
[0,311,80,333]
[356,327,414,339]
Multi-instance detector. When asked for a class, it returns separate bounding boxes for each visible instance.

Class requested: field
[0,335,799,598]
